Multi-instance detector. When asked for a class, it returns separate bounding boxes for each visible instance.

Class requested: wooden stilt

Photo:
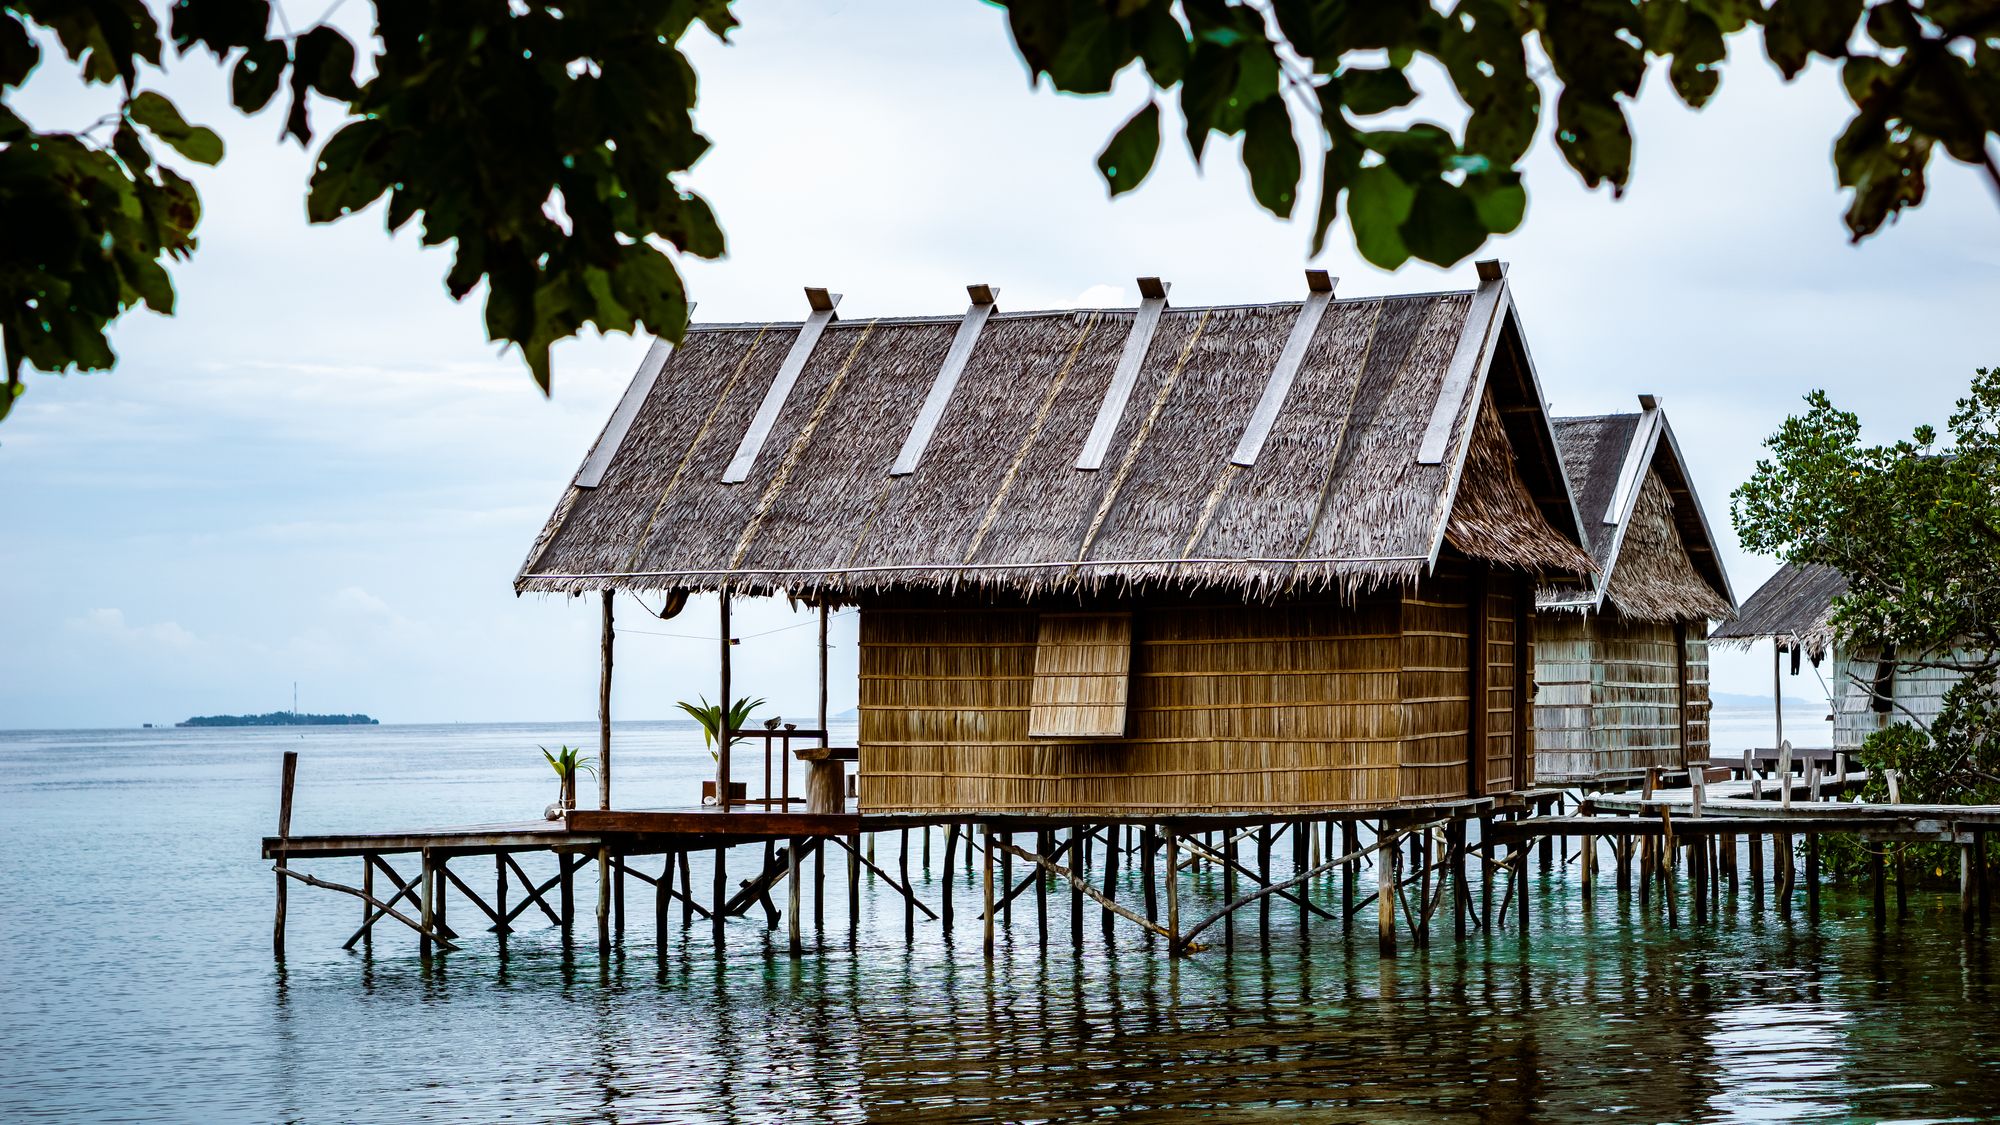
[1036,830,1050,951]
[1223,833,1237,953]
[273,750,298,959]
[1257,825,1273,952]
[1452,820,1469,942]
[679,850,694,929]
[596,847,611,956]
[942,823,959,934]
[1895,843,1909,920]
[1415,828,1431,951]
[614,854,627,943]
[420,848,435,958]
[923,825,932,870]
[1776,832,1792,919]
[713,845,727,948]
[435,855,450,944]
[1069,825,1085,951]
[1871,845,1886,929]
[1003,831,1015,929]
[657,851,670,953]
[1806,833,1820,921]
[561,848,576,948]
[1140,827,1157,935]
[787,837,803,957]
[362,856,374,947]
[1343,821,1359,936]
[813,834,825,932]
[900,828,914,944]
[1294,820,1310,949]
[983,826,995,956]
[847,831,861,946]
[1379,821,1398,958]
[1749,831,1764,908]
[1691,837,1708,926]
[1516,838,1530,936]
[1165,828,1182,957]
[1101,823,1120,945]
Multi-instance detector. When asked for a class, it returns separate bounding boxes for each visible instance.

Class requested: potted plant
[678,695,765,804]
[539,745,596,819]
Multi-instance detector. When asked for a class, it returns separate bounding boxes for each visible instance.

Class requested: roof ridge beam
[1231,270,1336,467]
[891,284,999,477]
[1075,277,1169,471]
[1416,260,1508,465]
[722,288,841,484]
[576,337,671,490]
[1604,399,1664,525]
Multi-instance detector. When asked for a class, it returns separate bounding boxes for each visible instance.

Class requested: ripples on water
[3,721,1998,1123]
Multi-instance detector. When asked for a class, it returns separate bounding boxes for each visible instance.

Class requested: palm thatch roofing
[1710,563,1848,659]
[1538,405,1734,623]
[517,272,1593,601]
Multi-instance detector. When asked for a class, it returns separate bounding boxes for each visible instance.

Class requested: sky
[4,2,1998,729]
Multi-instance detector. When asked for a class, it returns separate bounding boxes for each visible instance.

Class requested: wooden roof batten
[1076,276,1170,472]
[1231,269,1337,468]
[891,284,1000,477]
[722,287,841,484]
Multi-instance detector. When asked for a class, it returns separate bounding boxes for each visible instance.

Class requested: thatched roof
[517,274,1592,600]
[1538,405,1734,623]
[1710,563,1847,658]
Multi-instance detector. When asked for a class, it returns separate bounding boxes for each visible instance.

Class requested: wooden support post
[1140,827,1157,935]
[1895,843,1909,920]
[1036,831,1051,951]
[787,837,803,957]
[668,848,684,944]
[494,853,508,949]
[1516,838,1530,936]
[596,847,611,956]
[1068,826,1085,951]
[1257,826,1273,952]
[1776,832,1792,918]
[1379,821,1398,958]
[1750,831,1764,907]
[1102,823,1120,945]
[713,845,727,948]
[1294,820,1309,949]
[1806,833,1821,921]
[1003,831,1015,929]
[1691,837,1708,926]
[983,826,996,956]
[614,854,627,942]
[420,848,435,958]
[718,590,733,810]
[1452,820,1469,942]
[1164,828,1182,957]
[814,834,825,932]
[362,857,374,947]
[1618,834,1633,897]
[1977,828,1991,927]
[273,750,297,959]
[846,832,860,946]
[600,590,613,811]
[1871,845,1886,929]
[900,829,915,944]
[1223,834,1237,953]
[923,826,932,871]
[1964,836,1977,931]
[679,851,694,929]
[435,855,449,943]
[1580,803,1595,911]
[1343,821,1359,936]
[942,823,959,934]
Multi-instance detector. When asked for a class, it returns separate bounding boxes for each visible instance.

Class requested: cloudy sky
[5,2,1997,728]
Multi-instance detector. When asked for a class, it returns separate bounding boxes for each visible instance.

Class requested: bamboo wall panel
[1533,611,1688,780]
[1400,568,1472,802]
[1027,612,1133,737]
[1683,628,1711,762]
[1485,582,1519,794]
[1532,613,1596,781]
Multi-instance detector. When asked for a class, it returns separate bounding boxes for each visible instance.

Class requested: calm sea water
[3,713,1996,1123]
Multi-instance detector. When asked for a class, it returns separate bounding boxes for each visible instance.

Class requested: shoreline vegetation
[177,712,378,728]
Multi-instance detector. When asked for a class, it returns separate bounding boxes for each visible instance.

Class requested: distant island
[177,712,378,727]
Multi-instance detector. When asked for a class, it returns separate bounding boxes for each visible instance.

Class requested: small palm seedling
[539,744,596,814]
[676,696,768,761]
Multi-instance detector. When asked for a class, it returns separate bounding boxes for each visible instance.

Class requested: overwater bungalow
[1712,562,1963,756]
[515,264,1594,818]
[1532,401,1735,785]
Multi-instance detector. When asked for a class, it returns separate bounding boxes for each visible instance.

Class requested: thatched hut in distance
[1533,400,1735,784]
[1712,563,1964,753]
[518,264,1594,818]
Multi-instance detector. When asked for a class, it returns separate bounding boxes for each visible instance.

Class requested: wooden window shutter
[1028,612,1133,738]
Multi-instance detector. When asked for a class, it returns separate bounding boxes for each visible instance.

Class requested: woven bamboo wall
[1683,627,1711,762]
[1533,612,1689,780]
[1400,567,1471,802]
[856,580,1509,814]
[1484,578,1524,794]
[1531,613,1596,782]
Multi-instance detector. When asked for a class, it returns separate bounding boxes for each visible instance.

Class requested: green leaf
[127,91,224,165]
[1309,129,1362,257]
[1134,4,1190,86]
[1667,13,1726,108]
[295,25,360,101]
[1466,171,1526,233]
[231,39,287,113]
[1400,181,1484,266]
[1346,164,1414,268]
[1240,96,1299,217]
[1553,90,1631,191]
[1337,66,1417,115]
[170,0,272,58]
[1097,101,1162,197]
[1179,37,1240,162]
